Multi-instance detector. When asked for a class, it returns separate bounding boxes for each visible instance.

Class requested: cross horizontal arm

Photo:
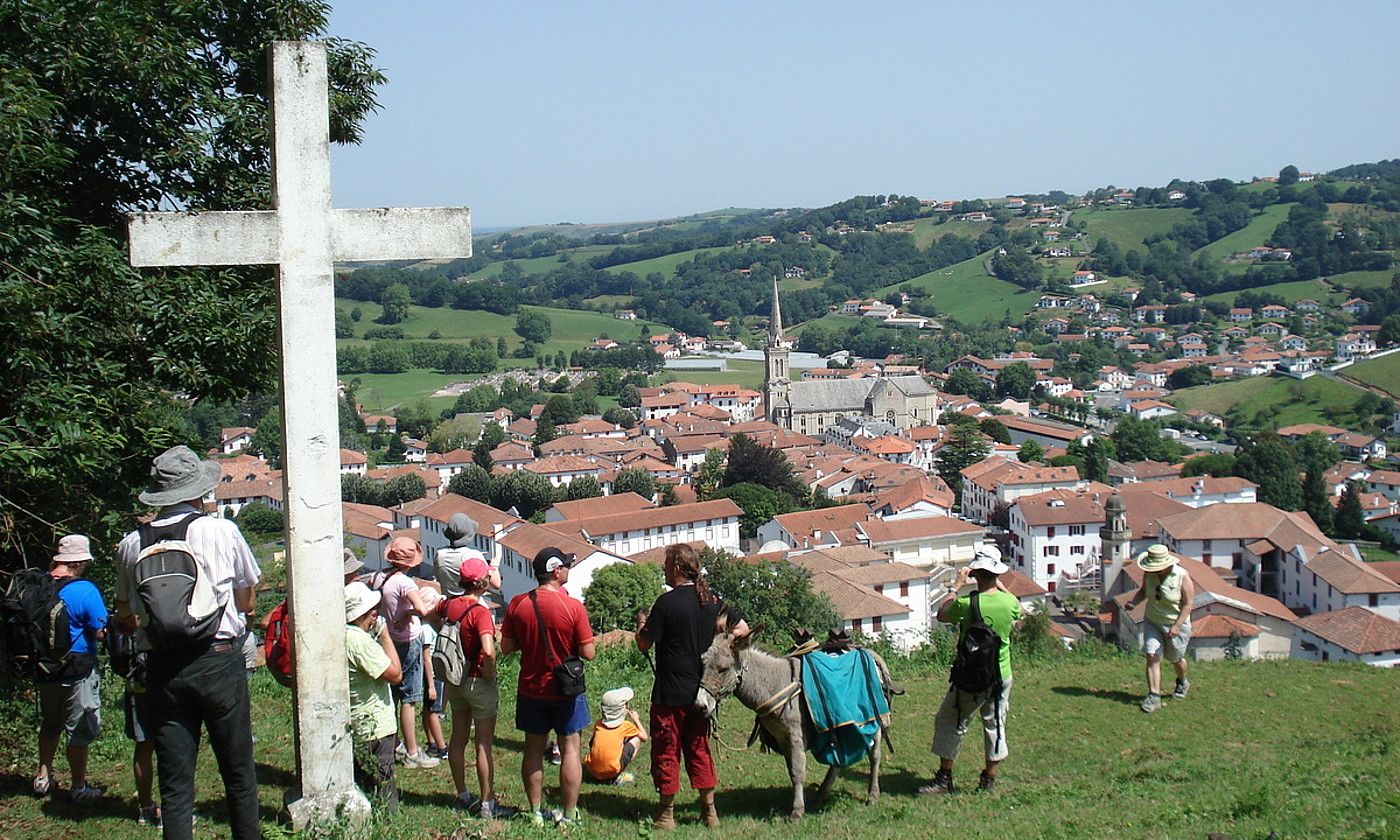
[329,207,473,262]
[128,211,279,267]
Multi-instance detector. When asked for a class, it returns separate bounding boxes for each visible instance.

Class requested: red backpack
[264,601,293,687]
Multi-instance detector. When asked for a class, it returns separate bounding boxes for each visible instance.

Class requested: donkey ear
[733,622,763,650]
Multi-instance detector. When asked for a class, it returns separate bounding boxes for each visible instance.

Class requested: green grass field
[658,358,766,390]
[1344,353,1400,398]
[889,251,1038,324]
[1193,203,1295,264]
[1330,270,1395,291]
[337,299,672,357]
[465,245,616,280]
[1,648,1394,840]
[1077,207,1194,250]
[346,370,467,414]
[1202,278,1339,307]
[602,246,732,279]
[1168,373,1373,430]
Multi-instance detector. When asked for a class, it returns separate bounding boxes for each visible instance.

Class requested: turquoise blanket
[801,648,889,768]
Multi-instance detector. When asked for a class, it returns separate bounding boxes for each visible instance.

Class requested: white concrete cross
[127,41,471,825]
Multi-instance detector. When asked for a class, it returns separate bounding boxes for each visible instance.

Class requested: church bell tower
[764,276,792,428]
[1099,491,1131,603]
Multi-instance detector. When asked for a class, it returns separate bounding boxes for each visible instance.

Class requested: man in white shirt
[115,445,261,840]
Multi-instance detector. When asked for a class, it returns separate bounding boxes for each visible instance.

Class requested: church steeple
[769,275,785,344]
[764,275,792,427]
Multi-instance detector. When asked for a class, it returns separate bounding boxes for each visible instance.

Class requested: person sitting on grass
[345,581,404,809]
[1124,544,1194,713]
[584,687,648,786]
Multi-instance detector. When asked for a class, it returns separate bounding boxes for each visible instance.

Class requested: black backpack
[1,568,78,680]
[949,591,1002,694]
[133,513,224,649]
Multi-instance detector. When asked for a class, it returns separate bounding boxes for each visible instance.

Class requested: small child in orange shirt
[584,687,648,785]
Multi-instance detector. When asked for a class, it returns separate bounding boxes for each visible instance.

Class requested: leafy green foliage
[937,424,990,500]
[234,501,284,535]
[613,468,656,502]
[721,433,804,497]
[566,475,603,500]
[583,562,663,633]
[514,310,553,344]
[1017,439,1045,463]
[994,361,1036,399]
[1233,434,1303,511]
[1111,417,1180,464]
[713,483,795,539]
[701,548,839,639]
[1334,482,1366,539]
[446,465,492,503]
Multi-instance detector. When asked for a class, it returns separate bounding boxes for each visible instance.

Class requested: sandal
[32,775,51,796]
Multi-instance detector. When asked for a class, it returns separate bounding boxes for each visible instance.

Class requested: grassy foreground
[0,646,1396,840]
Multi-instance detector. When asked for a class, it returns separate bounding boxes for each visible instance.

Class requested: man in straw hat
[32,534,108,805]
[919,545,1020,796]
[1124,544,1194,713]
[115,445,262,840]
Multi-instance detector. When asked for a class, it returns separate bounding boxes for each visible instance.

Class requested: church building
[763,278,939,437]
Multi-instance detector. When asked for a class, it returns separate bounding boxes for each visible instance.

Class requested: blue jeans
[146,641,259,840]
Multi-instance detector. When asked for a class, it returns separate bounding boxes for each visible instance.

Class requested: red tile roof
[1293,606,1400,654]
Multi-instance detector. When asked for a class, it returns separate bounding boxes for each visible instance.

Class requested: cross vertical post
[127,40,472,829]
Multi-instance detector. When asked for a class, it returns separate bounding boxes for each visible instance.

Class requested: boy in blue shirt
[33,535,108,803]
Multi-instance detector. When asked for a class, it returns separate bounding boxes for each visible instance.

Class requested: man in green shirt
[919,547,1021,796]
[345,581,403,809]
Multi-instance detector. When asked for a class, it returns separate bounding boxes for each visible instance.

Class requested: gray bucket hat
[139,445,221,507]
[445,513,478,547]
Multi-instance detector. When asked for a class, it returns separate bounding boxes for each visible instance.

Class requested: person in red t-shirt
[501,547,596,825]
[435,555,515,819]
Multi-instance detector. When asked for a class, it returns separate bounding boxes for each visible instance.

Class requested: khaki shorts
[1144,619,1192,663]
[38,668,102,748]
[444,677,499,721]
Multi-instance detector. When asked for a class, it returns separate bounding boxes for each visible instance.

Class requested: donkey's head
[695,613,761,717]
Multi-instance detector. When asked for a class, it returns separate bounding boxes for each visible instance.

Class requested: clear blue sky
[327,1,1400,230]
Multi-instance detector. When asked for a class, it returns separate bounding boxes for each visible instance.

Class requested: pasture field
[1077,206,1194,249]
[890,251,1039,324]
[1192,203,1294,263]
[1344,353,1400,398]
[465,245,616,279]
[601,246,732,279]
[1330,269,1395,291]
[0,645,1393,840]
[658,358,766,391]
[1202,278,1339,306]
[1168,373,1373,430]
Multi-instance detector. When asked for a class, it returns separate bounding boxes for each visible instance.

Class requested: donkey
[696,621,900,821]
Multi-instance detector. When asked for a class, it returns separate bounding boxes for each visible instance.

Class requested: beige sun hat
[53,534,94,564]
[1136,544,1179,573]
[139,445,221,507]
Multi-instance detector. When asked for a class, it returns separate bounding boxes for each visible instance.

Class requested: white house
[757,504,874,550]
[339,448,368,476]
[220,427,255,455]
[1292,607,1400,667]
[544,498,744,556]
[521,455,605,489]
[856,516,984,570]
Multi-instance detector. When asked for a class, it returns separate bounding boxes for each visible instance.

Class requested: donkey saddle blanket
[800,647,889,768]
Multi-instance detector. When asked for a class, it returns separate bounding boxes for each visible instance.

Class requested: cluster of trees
[341,473,428,508]
[0,0,384,571]
[336,340,498,375]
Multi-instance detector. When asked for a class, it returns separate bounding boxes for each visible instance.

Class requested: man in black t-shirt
[635,545,745,830]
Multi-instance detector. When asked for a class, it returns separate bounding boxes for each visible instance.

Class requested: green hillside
[1344,353,1400,398]
[1,651,1394,840]
[890,251,1039,323]
[1168,373,1373,429]
[1194,203,1295,263]
[1330,269,1395,291]
[1203,278,1339,306]
[1077,206,1194,249]
[336,299,670,361]
[465,245,615,279]
[602,246,732,278]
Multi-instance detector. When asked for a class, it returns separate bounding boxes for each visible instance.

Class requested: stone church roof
[788,378,876,413]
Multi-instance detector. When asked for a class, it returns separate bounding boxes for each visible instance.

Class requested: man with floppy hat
[920,545,1021,796]
[115,445,261,840]
[500,547,596,826]
[1124,544,1195,713]
[435,513,499,597]
[32,534,108,805]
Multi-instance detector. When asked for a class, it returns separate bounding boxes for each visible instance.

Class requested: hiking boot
[699,798,720,828]
[1141,692,1162,713]
[69,784,103,804]
[556,807,581,826]
[917,769,955,796]
[976,771,997,793]
[477,799,517,820]
[1172,678,1190,700]
[137,805,162,828]
[402,750,440,769]
[652,799,677,831]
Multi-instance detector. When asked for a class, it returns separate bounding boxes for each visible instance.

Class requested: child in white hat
[584,687,648,785]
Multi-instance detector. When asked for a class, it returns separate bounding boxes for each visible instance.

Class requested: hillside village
[150,163,1400,670]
